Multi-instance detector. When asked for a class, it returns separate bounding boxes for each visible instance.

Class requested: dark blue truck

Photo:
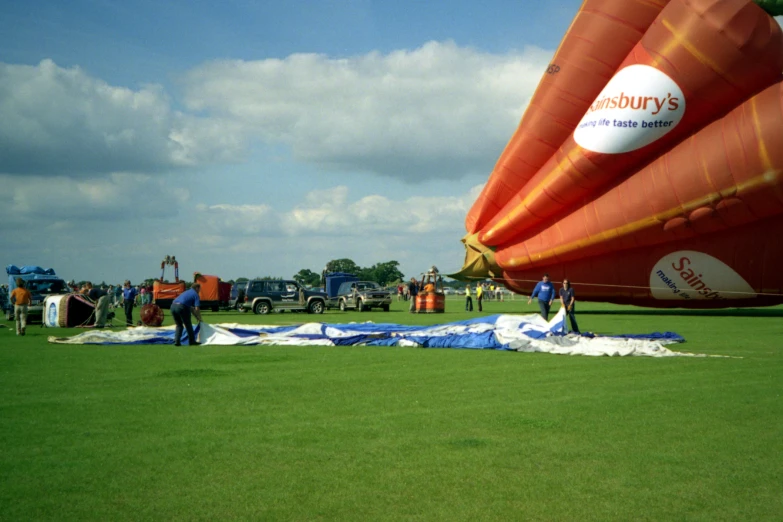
[5,265,70,322]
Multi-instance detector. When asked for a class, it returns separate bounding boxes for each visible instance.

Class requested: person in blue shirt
[171,283,203,346]
[121,280,138,326]
[528,273,555,320]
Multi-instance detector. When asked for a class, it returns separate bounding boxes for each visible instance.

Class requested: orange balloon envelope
[457,0,783,308]
[466,0,672,235]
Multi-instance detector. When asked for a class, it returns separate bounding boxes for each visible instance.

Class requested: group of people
[464,282,504,312]
[68,280,144,328]
[528,274,579,334]
[66,280,154,308]
[70,280,139,328]
[78,279,202,344]
[463,274,580,334]
[7,275,202,345]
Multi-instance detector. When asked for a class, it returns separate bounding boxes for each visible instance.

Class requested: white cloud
[195,202,278,235]
[183,41,550,181]
[0,60,245,177]
[0,44,550,183]
[184,183,484,277]
[0,178,481,281]
[0,172,187,223]
[193,184,482,239]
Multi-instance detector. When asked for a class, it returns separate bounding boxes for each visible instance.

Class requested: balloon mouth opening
[448,233,499,281]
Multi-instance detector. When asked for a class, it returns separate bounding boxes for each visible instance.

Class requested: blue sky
[0,0,579,283]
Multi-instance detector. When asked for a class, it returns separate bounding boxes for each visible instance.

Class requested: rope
[452,274,783,298]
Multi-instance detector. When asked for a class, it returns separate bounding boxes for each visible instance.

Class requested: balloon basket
[415,293,445,313]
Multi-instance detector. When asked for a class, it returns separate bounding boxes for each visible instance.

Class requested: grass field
[1,298,782,520]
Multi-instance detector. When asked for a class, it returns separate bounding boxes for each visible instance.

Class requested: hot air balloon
[456,0,783,308]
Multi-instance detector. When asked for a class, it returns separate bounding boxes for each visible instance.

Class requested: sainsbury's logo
[586,91,680,116]
[573,64,686,154]
[649,251,755,301]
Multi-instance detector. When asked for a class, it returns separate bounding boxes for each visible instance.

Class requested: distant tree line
[293,259,406,288]
[146,261,408,290]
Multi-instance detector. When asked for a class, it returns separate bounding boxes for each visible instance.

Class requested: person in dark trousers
[84,282,109,327]
[171,283,203,346]
[528,273,555,320]
[121,280,138,326]
[408,277,419,312]
[465,285,473,311]
[476,283,484,312]
[10,278,32,336]
[559,279,580,334]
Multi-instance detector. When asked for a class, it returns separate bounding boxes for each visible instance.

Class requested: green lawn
[1,298,781,520]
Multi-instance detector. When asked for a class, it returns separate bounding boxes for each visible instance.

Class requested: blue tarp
[6,265,57,276]
[48,312,690,359]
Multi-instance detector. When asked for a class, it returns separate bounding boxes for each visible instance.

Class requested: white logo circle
[573,64,685,154]
[650,251,755,301]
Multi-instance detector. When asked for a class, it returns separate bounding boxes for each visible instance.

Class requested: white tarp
[46,310,712,357]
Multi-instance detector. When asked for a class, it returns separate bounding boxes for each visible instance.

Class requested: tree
[360,261,405,286]
[325,258,360,275]
[294,269,321,287]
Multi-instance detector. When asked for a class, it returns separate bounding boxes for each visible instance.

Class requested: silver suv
[336,281,392,312]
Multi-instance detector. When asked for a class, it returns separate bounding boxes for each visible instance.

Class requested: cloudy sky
[1,0,582,284]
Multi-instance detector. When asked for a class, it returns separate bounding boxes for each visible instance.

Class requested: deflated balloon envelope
[457,0,783,308]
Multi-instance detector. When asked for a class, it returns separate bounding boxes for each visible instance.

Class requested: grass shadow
[157,369,230,378]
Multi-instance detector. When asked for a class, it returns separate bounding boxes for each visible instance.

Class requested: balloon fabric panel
[465,0,672,234]
[478,0,783,248]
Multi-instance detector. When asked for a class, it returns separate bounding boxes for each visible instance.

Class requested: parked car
[442,288,453,295]
[240,279,328,315]
[335,281,392,312]
[5,265,70,322]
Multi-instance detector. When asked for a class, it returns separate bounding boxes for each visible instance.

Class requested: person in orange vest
[10,278,32,336]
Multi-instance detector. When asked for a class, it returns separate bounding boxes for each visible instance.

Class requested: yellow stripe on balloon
[505,170,781,268]
[661,18,729,78]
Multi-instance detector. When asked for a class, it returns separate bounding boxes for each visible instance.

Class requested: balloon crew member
[121,281,138,326]
[476,283,484,312]
[559,279,580,334]
[528,274,555,320]
[408,278,419,312]
[171,283,203,346]
[465,285,473,311]
[84,282,110,328]
[10,278,32,336]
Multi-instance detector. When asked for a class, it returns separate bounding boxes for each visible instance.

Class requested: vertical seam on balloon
[697,126,720,197]
[550,1,587,58]
[742,95,770,222]
[663,136,688,220]
[661,19,733,83]
[751,95,773,172]
[717,108,740,229]
[616,180,636,249]
[580,200,592,256]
